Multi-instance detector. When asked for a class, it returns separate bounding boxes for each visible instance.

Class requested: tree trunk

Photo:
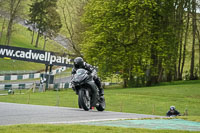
[199,36,200,79]
[0,18,6,44]
[157,58,163,82]
[181,1,190,79]
[190,0,196,80]
[123,78,128,88]
[196,29,200,78]
[177,0,184,80]
[5,17,14,46]
[174,64,177,81]
[43,36,47,50]
[129,71,134,87]
[150,46,158,84]
[167,71,172,82]
[5,0,22,46]
[35,31,40,47]
[178,32,183,80]
[146,68,152,86]
[123,68,128,88]
[31,30,35,45]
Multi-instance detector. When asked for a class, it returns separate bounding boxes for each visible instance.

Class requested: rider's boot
[99,88,104,98]
[95,77,104,98]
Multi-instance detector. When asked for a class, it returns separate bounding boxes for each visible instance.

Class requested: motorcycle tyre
[79,89,91,111]
[78,95,82,109]
[96,97,106,111]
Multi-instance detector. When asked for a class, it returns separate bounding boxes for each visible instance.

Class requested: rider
[71,57,104,97]
[166,106,180,117]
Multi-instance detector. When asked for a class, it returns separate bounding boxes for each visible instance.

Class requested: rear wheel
[96,96,106,111]
[79,89,91,111]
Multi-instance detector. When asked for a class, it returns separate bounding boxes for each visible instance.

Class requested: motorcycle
[71,68,106,111]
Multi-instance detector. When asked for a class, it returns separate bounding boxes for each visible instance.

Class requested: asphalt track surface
[0,102,165,125]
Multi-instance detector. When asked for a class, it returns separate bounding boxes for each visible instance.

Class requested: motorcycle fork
[85,89,90,101]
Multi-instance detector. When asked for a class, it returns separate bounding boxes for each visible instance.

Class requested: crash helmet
[74,57,84,68]
[170,106,175,111]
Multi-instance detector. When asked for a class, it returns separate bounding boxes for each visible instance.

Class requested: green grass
[0,124,199,133]
[0,59,46,71]
[179,116,200,122]
[0,80,199,117]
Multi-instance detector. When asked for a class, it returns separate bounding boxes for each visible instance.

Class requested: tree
[0,18,6,43]
[82,0,158,87]
[177,0,188,80]
[28,0,62,48]
[181,0,191,80]
[4,0,25,46]
[0,1,6,43]
[58,0,87,56]
[28,0,42,47]
[80,0,200,87]
[198,1,200,78]
[190,0,197,80]
[42,1,62,50]
[81,0,190,87]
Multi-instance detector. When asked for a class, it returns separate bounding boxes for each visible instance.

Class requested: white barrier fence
[0,67,67,81]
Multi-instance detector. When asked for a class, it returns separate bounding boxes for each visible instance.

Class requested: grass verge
[0,124,199,133]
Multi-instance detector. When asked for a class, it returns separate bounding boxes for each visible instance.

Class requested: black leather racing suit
[166,110,180,117]
[71,62,104,96]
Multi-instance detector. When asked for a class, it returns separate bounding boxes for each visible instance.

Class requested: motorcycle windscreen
[76,69,87,75]
[74,69,88,82]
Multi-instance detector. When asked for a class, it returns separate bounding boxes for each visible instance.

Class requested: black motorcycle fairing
[72,69,89,86]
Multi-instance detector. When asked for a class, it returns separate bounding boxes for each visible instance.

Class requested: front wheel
[78,95,82,109]
[79,89,91,111]
[96,97,106,111]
